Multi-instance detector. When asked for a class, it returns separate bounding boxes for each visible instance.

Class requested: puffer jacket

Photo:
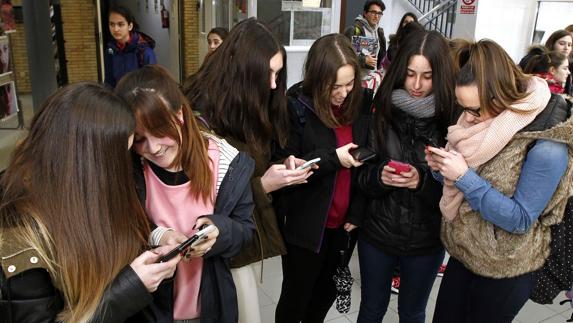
[350,105,445,256]
[104,31,157,87]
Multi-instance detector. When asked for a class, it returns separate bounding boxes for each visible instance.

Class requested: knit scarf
[391,89,436,118]
[440,77,551,221]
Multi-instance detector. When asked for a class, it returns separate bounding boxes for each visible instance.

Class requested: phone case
[388,160,411,175]
[350,147,376,162]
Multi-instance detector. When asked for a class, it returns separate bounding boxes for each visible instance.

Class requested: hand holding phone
[349,147,377,162]
[387,160,411,175]
[296,157,321,170]
[156,225,215,263]
[420,137,440,149]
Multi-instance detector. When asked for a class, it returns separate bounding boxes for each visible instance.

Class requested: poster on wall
[460,0,477,14]
[0,80,18,121]
[0,37,10,74]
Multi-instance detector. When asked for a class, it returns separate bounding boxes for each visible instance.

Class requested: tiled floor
[256,253,573,323]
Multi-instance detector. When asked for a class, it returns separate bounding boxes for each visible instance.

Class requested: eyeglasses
[367,10,383,16]
[461,106,481,117]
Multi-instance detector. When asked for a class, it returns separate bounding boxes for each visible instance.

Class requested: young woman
[352,29,455,323]
[105,5,156,87]
[545,29,573,57]
[207,27,228,54]
[519,30,572,87]
[0,82,179,322]
[524,49,571,94]
[272,33,373,323]
[383,12,419,69]
[429,39,573,323]
[115,65,256,323]
[183,18,311,323]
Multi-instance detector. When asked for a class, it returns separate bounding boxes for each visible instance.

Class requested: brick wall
[60,0,98,83]
[10,24,30,93]
[181,0,200,78]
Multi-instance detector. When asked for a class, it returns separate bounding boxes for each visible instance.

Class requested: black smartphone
[156,225,215,263]
[420,136,440,148]
[349,147,377,162]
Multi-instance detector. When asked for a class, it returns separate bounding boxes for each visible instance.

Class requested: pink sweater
[145,140,219,320]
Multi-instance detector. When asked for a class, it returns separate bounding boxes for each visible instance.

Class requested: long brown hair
[302,33,362,128]
[375,30,456,145]
[116,65,213,202]
[183,17,289,153]
[454,39,531,116]
[0,82,149,321]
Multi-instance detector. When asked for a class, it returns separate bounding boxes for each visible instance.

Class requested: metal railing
[406,0,457,38]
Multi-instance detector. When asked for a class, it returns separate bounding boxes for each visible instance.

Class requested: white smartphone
[296,157,321,170]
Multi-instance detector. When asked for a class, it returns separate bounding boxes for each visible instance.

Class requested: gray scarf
[391,89,435,118]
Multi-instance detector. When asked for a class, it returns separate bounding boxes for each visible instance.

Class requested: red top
[326,106,353,228]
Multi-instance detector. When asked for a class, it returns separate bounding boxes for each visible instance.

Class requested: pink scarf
[440,77,551,220]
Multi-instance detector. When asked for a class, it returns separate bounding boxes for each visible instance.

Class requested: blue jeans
[357,238,444,323]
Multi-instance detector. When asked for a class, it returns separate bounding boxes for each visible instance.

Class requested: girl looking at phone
[428,39,573,323]
[272,33,373,322]
[116,65,255,323]
[0,83,180,322]
[183,18,311,323]
[352,29,456,323]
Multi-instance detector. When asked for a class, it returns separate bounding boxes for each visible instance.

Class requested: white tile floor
[255,253,573,323]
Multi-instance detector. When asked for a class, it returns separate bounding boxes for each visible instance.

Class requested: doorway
[94,0,182,82]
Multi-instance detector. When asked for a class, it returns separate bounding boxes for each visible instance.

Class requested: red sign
[462,0,475,4]
[460,0,476,14]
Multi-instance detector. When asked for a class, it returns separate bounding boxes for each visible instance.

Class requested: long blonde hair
[0,82,150,321]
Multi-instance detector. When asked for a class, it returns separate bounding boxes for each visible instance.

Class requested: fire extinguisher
[161,5,169,29]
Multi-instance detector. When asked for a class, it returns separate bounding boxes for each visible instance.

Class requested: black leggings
[275,228,356,323]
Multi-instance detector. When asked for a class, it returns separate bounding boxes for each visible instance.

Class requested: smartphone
[387,160,411,175]
[420,136,439,148]
[296,157,321,170]
[156,224,215,263]
[349,147,377,162]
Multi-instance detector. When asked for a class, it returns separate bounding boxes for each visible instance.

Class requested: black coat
[133,150,256,323]
[350,106,445,256]
[272,83,372,252]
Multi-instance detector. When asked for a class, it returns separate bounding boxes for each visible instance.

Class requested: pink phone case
[388,160,411,175]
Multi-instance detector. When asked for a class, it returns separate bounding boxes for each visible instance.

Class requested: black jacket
[351,106,445,256]
[134,150,256,323]
[0,235,172,323]
[273,82,372,252]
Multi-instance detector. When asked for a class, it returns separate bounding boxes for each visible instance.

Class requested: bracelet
[454,169,468,183]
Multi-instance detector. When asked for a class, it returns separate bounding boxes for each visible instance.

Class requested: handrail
[405,0,457,38]
[419,0,456,22]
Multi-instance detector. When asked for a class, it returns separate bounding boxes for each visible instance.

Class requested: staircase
[405,0,457,38]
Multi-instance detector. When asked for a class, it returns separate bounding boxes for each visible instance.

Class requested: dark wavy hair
[374,29,456,145]
[182,18,288,153]
[363,0,386,12]
[523,48,568,75]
